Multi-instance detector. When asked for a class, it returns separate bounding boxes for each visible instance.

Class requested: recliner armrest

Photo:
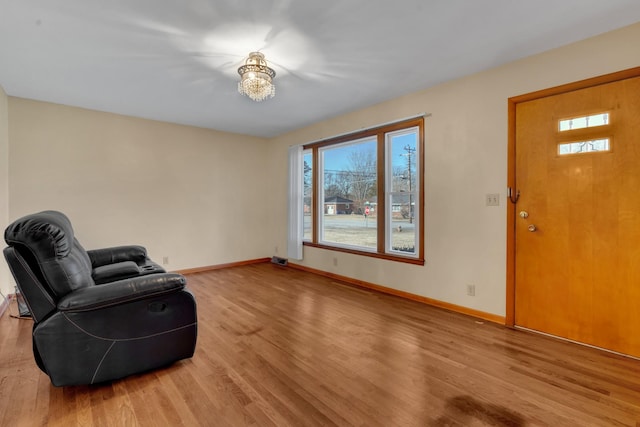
[57,273,187,312]
[92,261,141,284]
[87,245,148,267]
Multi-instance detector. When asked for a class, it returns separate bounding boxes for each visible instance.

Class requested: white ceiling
[1,1,640,138]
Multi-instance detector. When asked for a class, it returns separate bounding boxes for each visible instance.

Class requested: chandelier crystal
[237,52,276,102]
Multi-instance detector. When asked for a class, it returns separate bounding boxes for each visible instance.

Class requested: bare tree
[323,170,351,198]
[347,149,377,211]
[303,160,312,192]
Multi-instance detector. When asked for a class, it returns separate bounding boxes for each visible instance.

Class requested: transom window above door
[558,112,610,131]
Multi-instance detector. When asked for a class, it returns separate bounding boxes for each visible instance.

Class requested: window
[556,111,612,157]
[319,137,378,250]
[302,117,424,264]
[386,128,419,255]
[558,138,610,155]
[559,113,609,131]
[303,150,313,241]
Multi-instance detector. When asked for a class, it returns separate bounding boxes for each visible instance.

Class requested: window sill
[303,242,425,266]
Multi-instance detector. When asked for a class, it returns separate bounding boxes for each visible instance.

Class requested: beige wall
[0,86,9,296]
[8,99,271,271]
[268,22,640,318]
[3,22,640,316]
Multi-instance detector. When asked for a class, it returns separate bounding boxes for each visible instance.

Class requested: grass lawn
[305,214,416,253]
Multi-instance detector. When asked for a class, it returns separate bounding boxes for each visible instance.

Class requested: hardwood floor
[1,262,639,426]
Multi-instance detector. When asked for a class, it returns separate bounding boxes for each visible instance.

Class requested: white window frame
[385,127,420,258]
[317,137,377,252]
[302,149,313,242]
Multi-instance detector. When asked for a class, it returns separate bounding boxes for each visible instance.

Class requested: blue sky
[309,131,417,173]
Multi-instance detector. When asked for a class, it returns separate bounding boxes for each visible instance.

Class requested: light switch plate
[486,193,500,206]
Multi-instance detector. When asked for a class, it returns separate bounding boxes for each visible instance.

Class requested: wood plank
[0,263,638,426]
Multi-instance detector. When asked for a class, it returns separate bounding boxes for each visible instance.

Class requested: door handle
[528,224,537,232]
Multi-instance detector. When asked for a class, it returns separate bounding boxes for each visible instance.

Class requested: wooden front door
[513,74,640,357]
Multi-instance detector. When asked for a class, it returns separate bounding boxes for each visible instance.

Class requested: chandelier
[237,52,276,102]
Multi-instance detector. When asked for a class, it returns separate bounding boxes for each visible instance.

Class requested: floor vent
[271,256,288,266]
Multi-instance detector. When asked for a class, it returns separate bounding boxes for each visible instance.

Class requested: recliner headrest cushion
[5,210,74,259]
[4,210,95,297]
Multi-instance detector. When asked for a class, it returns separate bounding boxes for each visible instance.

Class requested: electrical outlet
[486,193,500,206]
[333,257,338,267]
[274,246,278,254]
[162,256,169,265]
[466,284,476,296]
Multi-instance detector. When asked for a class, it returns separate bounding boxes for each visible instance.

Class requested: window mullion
[376,133,385,254]
[312,146,319,244]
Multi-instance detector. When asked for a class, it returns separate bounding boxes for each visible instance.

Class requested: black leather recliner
[3,210,197,386]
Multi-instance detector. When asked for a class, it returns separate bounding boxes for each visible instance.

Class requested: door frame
[505,66,640,327]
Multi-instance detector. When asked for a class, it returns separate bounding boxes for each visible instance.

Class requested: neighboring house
[390,193,415,219]
[324,196,353,215]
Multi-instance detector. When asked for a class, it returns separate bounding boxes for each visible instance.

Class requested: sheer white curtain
[287,145,303,260]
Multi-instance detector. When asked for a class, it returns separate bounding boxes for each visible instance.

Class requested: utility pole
[401,145,415,224]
